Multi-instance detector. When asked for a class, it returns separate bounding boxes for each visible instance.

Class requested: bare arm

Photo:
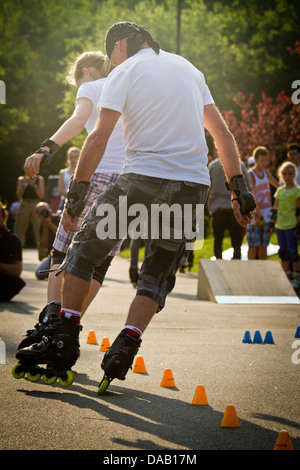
[58,170,67,197]
[0,260,22,277]
[24,97,93,178]
[267,169,280,189]
[204,104,242,179]
[61,107,121,233]
[16,177,25,200]
[50,97,93,145]
[204,104,254,226]
[35,176,45,200]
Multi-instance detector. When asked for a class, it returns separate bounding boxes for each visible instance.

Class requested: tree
[0,0,299,204]
[223,90,300,173]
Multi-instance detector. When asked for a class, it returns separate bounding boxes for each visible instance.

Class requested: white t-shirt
[98,49,214,184]
[76,78,125,174]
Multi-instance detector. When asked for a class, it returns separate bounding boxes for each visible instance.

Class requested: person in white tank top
[58,147,80,209]
[247,146,279,259]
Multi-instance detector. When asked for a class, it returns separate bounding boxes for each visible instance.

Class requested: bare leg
[47,264,63,303]
[125,295,158,333]
[281,260,290,273]
[248,246,257,260]
[61,272,91,313]
[81,279,101,315]
[258,246,267,260]
[48,265,101,317]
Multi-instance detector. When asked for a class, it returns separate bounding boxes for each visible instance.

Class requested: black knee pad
[278,249,291,262]
[51,249,113,284]
[290,250,299,263]
[51,248,65,266]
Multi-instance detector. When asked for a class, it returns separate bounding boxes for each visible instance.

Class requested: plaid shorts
[53,172,121,256]
[246,223,271,247]
[61,173,209,310]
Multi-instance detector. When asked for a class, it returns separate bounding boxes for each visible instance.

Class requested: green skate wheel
[97,376,110,395]
[42,374,57,385]
[12,363,25,379]
[58,370,74,387]
[27,370,42,382]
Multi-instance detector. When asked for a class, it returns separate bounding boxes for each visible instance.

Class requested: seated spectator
[0,200,26,301]
[35,202,60,280]
[14,174,45,248]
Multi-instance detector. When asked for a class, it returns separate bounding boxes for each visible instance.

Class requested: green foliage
[0,0,299,204]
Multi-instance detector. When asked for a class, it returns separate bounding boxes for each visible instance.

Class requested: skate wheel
[97,376,110,395]
[42,374,57,385]
[12,363,25,379]
[58,370,74,387]
[27,371,42,382]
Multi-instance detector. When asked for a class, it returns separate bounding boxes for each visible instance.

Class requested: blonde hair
[277,161,298,183]
[67,146,80,158]
[66,51,114,85]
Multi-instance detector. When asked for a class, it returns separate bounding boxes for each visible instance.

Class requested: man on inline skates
[16,22,256,392]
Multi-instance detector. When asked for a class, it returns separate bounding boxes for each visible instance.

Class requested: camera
[40,209,50,218]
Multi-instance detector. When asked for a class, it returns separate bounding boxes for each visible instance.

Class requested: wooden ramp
[197,259,300,304]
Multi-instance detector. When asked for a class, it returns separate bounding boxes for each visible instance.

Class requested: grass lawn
[119,231,280,273]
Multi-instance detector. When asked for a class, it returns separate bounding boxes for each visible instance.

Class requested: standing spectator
[35,202,60,279]
[14,174,44,248]
[8,201,20,231]
[0,200,25,301]
[58,147,80,209]
[246,146,279,260]
[208,153,251,259]
[269,161,300,289]
[287,143,300,186]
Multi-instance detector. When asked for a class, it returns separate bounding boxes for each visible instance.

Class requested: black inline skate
[97,329,141,395]
[12,315,82,387]
[17,303,61,350]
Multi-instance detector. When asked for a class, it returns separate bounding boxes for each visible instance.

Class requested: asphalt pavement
[0,248,299,455]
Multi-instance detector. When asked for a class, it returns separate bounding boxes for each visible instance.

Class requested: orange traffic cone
[273,431,294,450]
[160,368,176,387]
[133,356,147,373]
[221,405,240,428]
[100,337,110,352]
[192,385,208,405]
[86,330,98,344]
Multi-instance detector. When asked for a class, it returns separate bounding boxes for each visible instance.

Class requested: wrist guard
[35,139,59,166]
[268,220,275,230]
[65,179,89,217]
[270,208,277,221]
[226,174,256,215]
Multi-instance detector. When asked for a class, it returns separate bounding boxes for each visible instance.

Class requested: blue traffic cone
[253,330,263,344]
[242,330,252,343]
[295,326,300,338]
[263,330,274,344]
